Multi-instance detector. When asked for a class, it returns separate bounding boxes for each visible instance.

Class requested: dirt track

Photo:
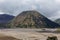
[0,28,60,40]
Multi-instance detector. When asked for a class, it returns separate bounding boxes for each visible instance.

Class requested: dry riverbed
[0,28,60,40]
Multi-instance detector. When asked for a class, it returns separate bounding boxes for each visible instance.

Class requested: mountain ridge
[7,10,60,28]
[55,18,60,25]
[0,14,14,28]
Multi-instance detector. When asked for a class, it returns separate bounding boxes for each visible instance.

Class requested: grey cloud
[0,0,60,21]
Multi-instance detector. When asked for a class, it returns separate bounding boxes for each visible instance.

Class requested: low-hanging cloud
[0,0,60,21]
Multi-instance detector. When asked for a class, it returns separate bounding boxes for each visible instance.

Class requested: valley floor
[0,28,60,40]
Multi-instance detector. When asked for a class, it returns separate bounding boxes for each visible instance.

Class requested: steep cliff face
[7,11,60,28]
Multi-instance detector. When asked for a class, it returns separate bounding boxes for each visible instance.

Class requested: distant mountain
[7,10,60,28]
[55,19,60,25]
[0,14,14,28]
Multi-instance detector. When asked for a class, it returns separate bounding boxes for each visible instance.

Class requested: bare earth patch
[0,36,20,40]
[0,34,20,40]
[0,28,59,40]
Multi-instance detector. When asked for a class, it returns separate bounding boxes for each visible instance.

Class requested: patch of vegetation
[16,24,27,28]
[47,36,58,40]
[16,23,36,28]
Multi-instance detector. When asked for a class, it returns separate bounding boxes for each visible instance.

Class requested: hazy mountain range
[55,19,60,25]
[0,14,14,28]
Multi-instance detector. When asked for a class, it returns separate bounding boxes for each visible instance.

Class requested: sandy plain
[0,28,59,40]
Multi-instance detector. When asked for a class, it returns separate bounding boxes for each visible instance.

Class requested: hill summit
[7,10,60,28]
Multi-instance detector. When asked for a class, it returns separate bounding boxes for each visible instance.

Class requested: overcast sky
[0,0,60,21]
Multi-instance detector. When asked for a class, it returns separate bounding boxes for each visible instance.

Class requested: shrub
[47,36,58,40]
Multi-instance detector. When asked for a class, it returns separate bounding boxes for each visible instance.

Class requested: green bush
[47,36,58,40]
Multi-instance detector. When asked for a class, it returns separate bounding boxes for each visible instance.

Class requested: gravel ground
[0,28,59,40]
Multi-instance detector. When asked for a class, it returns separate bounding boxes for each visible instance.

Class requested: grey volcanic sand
[0,28,59,40]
